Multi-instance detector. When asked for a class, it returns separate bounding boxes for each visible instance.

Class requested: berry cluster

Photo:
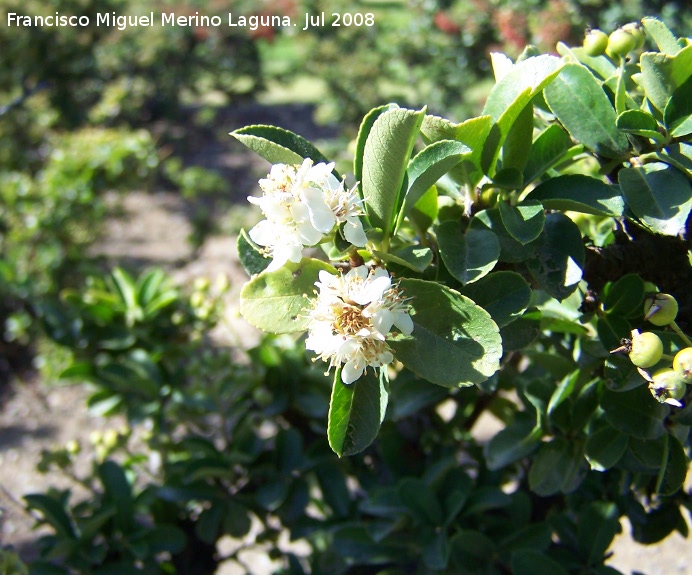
[612,293,691,407]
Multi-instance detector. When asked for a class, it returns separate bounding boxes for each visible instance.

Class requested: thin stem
[670,321,692,347]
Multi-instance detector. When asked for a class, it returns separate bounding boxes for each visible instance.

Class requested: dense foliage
[1,5,691,575]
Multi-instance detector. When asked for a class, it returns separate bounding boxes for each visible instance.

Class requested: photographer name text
[5,11,376,31]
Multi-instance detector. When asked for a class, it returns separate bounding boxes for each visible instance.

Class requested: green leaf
[484,415,540,471]
[597,315,632,354]
[435,222,500,285]
[544,63,629,159]
[664,75,692,137]
[619,162,692,236]
[420,114,493,188]
[398,478,443,526]
[585,425,629,471]
[577,502,620,565]
[240,258,336,333]
[142,525,187,554]
[469,208,539,263]
[501,314,541,351]
[528,175,625,217]
[603,353,645,393]
[482,55,564,174]
[390,279,502,387]
[526,213,584,301]
[603,273,645,318]
[397,140,471,229]
[461,271,532,327]
[389,371,448,420]
[238,229,271,276]
[523,124,573,185]
[637,45,692,112]
[601,386,667,440]
[374,245,433,273]
[409,185,438,232]
[110,267,140,323]
[483,55,563,122]
[616,110,665,143]
[99,460,134,531]
[328,369,388,457]
[657,433,688,496]
[498,200,545,245]
[499,102,534,181]
[24,494,76,539]
[641,17,683,55]
[135,269,166,307]
[528,438,587,496]
[422,531,449,570]
[361,107,426,237]
[231,124,331,166]
[511,549,569,575]
[449,530,496,571]
[355,104,399,196]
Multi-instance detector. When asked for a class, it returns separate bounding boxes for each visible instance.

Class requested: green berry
[583,29,609,56]
[629,330,663,368]
[622,22,646,50]
[643,293,678,326]
[607,28,636,58]
[650,368,686,406]
[673,347,692,383]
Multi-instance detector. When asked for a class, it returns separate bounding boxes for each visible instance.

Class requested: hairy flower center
[335,305,368,335]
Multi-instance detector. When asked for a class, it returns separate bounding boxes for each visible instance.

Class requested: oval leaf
[240,259,336,333]
[397,140,471,229]
[361,107,426,237]
[435,222,500,285]
[390,279,502,387]
[527,174,624,217]
[498,199,545,245]
[544,63,629,159]
[328,369,388,457]
[601,386,667,440]
[526,213,584,301]
[231,124,331,167]
[585,425,629,471]
[461,271,532,328]
[619,162,692,236]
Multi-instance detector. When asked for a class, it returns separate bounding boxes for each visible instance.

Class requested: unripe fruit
[583,29,609,56]
[629,330,663,368]
[643,293,678,326]
[673,347,692,383]
[607,28,636,58]
[622,22,646,50]
[650,368,686,406]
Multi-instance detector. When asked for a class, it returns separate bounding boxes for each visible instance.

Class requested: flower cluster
[306,266,413,384]
[248,158,366,271]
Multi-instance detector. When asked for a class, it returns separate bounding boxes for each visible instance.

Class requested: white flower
[247,158,367,271]
[306,266,413,384]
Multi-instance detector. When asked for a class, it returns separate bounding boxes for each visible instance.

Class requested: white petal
[342,358,364,384]
[394,312,414,336]
[371,309,394,335]
[297,221,323,246]
[343,219,367,247]
[303,187,336,233]
[354,275,391,305]
[248,220,277,247]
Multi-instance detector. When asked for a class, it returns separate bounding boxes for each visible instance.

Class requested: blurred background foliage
[1,0,691,573]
